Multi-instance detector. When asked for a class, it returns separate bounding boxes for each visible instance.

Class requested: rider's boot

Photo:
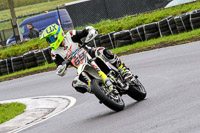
[94,47,133,81]
[113,58,133,81]
[72,75,92,94]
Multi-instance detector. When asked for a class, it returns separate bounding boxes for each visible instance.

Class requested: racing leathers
[51,26,133,93]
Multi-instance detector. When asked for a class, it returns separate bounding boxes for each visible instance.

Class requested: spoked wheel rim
[97,80,122,103]
[131,79,146,93]
[91,79,125,112]
[128,78,147,101]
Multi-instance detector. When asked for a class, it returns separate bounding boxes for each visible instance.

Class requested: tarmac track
[0,42,200,133]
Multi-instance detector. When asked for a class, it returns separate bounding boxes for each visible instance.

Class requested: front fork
[88,57,113,91]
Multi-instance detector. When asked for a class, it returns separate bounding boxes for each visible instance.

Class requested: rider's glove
[56,64,67,77]
[86,26,95,31]
[85,26,98,43]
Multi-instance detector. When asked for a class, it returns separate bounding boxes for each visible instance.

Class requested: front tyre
[128,78,147,101]
[91,79,125,112]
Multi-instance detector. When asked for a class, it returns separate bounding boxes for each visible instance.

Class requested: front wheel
[91,79,125,112]
[128,78,147,101]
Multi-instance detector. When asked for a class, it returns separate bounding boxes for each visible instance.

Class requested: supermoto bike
[65,32,147,112]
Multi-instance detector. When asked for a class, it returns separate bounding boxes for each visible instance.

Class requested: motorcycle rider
[40,24,133,93]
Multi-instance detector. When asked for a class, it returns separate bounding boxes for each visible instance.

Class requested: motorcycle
[64,31,147,112]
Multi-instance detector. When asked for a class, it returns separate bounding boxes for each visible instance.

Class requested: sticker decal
[64,46,68,50]
[71,51,86,67]
[52,24,57,30]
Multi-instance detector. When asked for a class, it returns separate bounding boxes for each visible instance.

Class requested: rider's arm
[53,54,71,77]
[71,29,88,43]
[52,54,72,67]
[51,54,64,67]
[70,26,95,43]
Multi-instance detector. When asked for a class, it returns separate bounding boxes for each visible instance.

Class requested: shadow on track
[125,99,147,110]
[85,99,147,122]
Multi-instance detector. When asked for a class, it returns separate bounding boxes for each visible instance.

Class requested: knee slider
[103,49,115,59]
[95,47,115,63]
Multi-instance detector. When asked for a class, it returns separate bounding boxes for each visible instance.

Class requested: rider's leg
[72,74,92,93]
[94,47,133,81]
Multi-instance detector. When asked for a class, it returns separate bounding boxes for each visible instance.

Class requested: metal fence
[65,0,172,27]
[0,28,13,46]
[0,0,172,46]
[0,8,57,47]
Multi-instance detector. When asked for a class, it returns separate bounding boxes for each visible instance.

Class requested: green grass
[0,63,56,81]
[0,0,58,11]
[1,28,200,81]
[1,1,200,81]
[0,102,26,124]
[77,1,200,34]
[0,39,49,59]
[0,0,77,30]
[112,28,200,54]
[1,1,200,59]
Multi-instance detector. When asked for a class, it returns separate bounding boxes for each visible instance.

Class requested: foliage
[111,28,200,54]
[87,1,200,34]
[0,39,49,59]
[0,102,26,124]
[0,62,56,80]
[0,0,60,11]
[0,0,76,30]
[1,1,200,60]
[1,27,200,80]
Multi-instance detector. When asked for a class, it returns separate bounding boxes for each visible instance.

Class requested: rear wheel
[91,79,125,112]
[128,78,147,101]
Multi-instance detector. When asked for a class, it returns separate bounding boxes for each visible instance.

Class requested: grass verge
[76,1,200,34]
[1,1,200,81]
[112,28,200,55]
[0,102,26,124]
[0,63,56,82]
[0,0,76,30]
[0,39,49,59]
[1,1,200,59]
[1,28,200,82]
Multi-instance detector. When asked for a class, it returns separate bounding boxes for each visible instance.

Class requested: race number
[71,52,86,67]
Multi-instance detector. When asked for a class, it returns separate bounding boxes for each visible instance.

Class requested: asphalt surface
[0,42,200,133]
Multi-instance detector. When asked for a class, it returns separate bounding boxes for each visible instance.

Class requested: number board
[71,49,86,67]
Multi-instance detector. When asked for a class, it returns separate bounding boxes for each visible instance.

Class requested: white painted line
[0,96,76,133]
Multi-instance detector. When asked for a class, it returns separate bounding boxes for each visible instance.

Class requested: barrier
[1,9,200,76]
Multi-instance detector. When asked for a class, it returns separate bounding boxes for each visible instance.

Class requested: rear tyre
[128,78,147,101]
[91,79,125,112]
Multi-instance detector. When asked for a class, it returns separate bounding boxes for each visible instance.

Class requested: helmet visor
[46,26,61,44]
[46,35,57,44]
